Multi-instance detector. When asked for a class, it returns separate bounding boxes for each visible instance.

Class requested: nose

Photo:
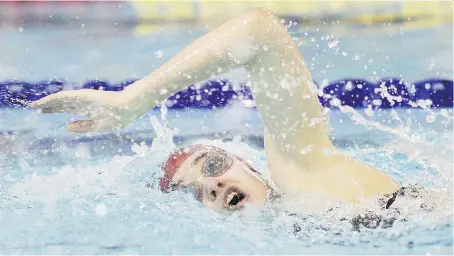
[206,181,224,201]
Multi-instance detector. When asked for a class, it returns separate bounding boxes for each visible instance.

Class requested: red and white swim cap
[159,144,208,192]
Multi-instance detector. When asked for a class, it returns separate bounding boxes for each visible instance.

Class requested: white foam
[95,203,108,217]
[9,155,134,205]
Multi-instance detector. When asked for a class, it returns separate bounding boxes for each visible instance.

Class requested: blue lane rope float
[0,78,452,109]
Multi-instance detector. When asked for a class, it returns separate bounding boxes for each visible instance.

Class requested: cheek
[223,171,263,192]
[241,173,269,198]
[202,199,223,212]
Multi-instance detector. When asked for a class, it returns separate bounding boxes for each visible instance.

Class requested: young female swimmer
[31,8,400,212]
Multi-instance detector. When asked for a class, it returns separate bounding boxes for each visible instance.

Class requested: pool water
[0,106,452,254]
[1,3,453,254]
[1,13,452,83]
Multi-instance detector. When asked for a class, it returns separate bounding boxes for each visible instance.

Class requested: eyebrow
[192,152,208,166]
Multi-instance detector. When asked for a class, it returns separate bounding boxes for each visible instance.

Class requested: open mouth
[224,187,248,210]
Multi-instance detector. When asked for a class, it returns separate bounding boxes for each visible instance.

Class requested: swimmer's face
[170,148,269,212]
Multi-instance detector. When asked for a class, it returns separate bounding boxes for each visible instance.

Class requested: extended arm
[32,8,398,200]
[33,8,330,160]
[125,8,331,158]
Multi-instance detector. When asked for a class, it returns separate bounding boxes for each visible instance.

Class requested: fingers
[66,119,121,133]
[67,120,96,133]
[31,90,93,109]
[30,91,70,109]
[41,106,76,114]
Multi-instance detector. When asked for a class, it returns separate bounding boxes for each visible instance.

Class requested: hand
[30,89,140,133]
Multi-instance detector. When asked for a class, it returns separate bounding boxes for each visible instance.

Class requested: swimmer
[31,8,401,212]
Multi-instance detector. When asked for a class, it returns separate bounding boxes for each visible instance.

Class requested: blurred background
[0,0,452,83]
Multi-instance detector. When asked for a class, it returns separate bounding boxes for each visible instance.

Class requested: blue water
[1,4,453,255]
[0,107,453,254]
[0,16,452,83]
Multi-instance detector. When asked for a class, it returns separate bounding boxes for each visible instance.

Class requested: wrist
[121,82,157,115]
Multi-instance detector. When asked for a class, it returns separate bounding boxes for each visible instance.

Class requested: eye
[203,153,232,177]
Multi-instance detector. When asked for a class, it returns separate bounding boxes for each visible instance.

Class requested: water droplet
[425,114,436,123]
[330,98,341,107]
[262,45,268,51]
[341,51,348,56]
[345,81,354,91]
[95,204,108,217]
[300,145,312,155]
[327,40,338,48]
[155,50,163,59]
[364,107,374,117]
[354,55,360,61]
[159,88,168,95]
[372,99,382,106]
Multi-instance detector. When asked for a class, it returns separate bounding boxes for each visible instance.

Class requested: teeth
[227,191,236,204]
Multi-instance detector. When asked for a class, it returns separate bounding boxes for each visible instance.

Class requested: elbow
[241,7,285,34]
[241,7,280,26]
[245,7,276,19]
